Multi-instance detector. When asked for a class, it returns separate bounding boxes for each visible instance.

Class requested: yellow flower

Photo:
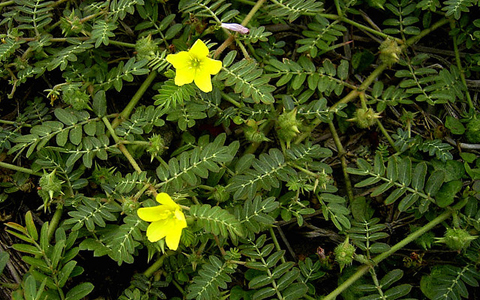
[137,193,187,250]
[166,39,222,93]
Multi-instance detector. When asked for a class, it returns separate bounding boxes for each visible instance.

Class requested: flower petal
[156,192,179,209]
[165,226,183,250]
[165,219,187,250]
[146,219,171,242]
[194,71,213,92]
[189,39,209,59]
[203,57,222,75]
[137,206,169,222]
[174,67,195,86]
[166,52,191,70]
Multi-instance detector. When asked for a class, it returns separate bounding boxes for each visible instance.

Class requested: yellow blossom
[166,39,222,93]
[137,193,187,250]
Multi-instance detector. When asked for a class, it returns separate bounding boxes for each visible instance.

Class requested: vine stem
[328,121,354,202]
[323,198,468,300]
[449,20,474,111]
[0,1,13,8]
[102,117,142,173]
[143,252,171,277]
[47,205,64,242]
[269,227,286,264]
[111,70,158,130]
[376,119,398,151]
[0,161,40,176]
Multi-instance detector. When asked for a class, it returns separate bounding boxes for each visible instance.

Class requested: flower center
[190,57,202,68]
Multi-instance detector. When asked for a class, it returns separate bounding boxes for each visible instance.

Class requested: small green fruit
[276,109,301,148]
[147,134,166,161]
[379,38,402,67]
[244,119,270,143]
[209,185,230,203]
[348,108,381,128]
[436,228,477,251]
[135,35,159,60]
[334,237,355,272]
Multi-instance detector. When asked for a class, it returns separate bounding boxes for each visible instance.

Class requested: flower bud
[91,165,116,185]
[60,11,84,36]
[62,86,91,111]
[334,237,355,272]
[221,23,250,34]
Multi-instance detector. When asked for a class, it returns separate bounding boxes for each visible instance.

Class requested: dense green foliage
[1,0,480,299]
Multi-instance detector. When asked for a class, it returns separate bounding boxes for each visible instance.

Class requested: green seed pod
[276,109,301,148]
[62,87,91,111]
[440,228,477,251]
[334,237,356,272]
[60,11,84,36]
[135,35,159,60]
[379,38,402,67]
[244,119,270,143]
[210,185,230,203]
[348,108,381,129]
[147,134,167,161]
[122,197,140,215]
[91,165,116,185]
[38,170,64,211]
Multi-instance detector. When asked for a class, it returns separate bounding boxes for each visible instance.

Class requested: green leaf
[0,251,10,275]
[380,269,403,289]
[412,162,427,191]
[445,116,465,135]
[277,268,300,291]
[58,261,77,288]
[92,91,107,117]
[55,108,78,125]
[69,125,83,145]
[283,282,308,300]
[435,180,462,207]
[249,274,273,289]
[65,282,94,300]
[425,170,445,197]
[24,275,37,300]
[252,287,276,300]
[25,211,38,241]
[12,244,42,256]
[50,239,66,270]
[384,284,412,300]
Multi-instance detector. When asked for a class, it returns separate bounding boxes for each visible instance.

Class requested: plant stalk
[111,70,157,130]
[328,121,354,202]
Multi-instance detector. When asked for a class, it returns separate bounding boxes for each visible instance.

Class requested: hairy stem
[0,161,40,176]
[450,20,474,111]
[328,121,354,202]
[111,70,158,130]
